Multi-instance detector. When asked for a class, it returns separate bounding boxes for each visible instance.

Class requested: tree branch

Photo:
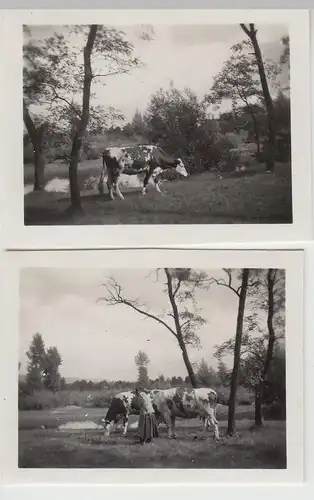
[240,23,251,37]
[92,69,131,79]
[241,348,264,363]
[51,92,82,118]
[98,280,178,339]
[210,269,241,298]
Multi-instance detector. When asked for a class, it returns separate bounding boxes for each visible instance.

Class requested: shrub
[92,395,112,408]
[236,385,254,405]
[213,137,240,172]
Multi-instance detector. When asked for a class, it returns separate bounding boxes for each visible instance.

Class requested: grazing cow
[101,390,161,436]
[100,145,188,200]
[152,387,220,441]
[101,387,221,440]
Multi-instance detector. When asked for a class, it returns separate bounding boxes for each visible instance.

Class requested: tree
[240,24,276,172]
[67,25,97,213]
[144,87,215,171]
[214,269,285,427]
[254,269,284,425]
[43,346,63,393]
[23,104,47,190]
[134,350,150,387]
[205,40,278,156]
[211,269,250,435]
[280,36,290,68]
[217,360,230,386]
[23,25,142,211]
[98,268,208,387]
[227,269,249,435]
[25,333,46,390]
[130,109,148,137]
[196,359,219,387]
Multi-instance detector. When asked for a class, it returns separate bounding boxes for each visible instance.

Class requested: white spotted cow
[152,387,220,441]
[100,145,188,200]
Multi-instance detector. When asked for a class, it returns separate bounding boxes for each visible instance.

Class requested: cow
[102,387,220,441]
[100,145,188,200]
[100,390,159,436]
[152,387,220,441]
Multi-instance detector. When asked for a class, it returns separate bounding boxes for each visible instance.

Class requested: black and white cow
[100,145,188,200]
[101,390,160,436]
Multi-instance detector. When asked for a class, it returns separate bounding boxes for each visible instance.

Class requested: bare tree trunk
[250,111,261,157]
[179,338,198,388]
[69,135,83,213]
[164,268,198,388]
[255,269,276,426]
[33,147,45,191]
[254,387,263,426]
[68,25,98,214]
[23,100,45,191]
[227,268,249,436]
[241,24,276,172]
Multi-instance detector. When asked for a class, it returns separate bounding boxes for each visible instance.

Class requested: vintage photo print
[1,9,312,247]
[1,249,303,483]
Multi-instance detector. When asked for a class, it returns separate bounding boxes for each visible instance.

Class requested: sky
[19,268,277,382]
[25,24,289,123]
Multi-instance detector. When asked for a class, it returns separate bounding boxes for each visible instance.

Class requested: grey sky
[19,268,273,382]
[25,24,289,123]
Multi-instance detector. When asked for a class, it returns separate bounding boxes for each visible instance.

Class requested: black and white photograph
[18,266,287,469]
[1,9,311,247]
[23,22,292,226]
[6,247,302,484]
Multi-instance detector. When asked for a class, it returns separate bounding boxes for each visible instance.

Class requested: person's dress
[137,391,159,444]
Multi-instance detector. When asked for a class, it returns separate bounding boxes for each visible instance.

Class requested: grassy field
[24,160,293,225]
[18,405,286,469]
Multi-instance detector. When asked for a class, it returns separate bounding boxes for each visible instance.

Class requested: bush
[18,387,134,411]
[236,385,254,405]
[91,395,112,408]
[212,137,240,173]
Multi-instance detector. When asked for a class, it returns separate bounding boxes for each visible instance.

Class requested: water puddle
[58,420,103,430]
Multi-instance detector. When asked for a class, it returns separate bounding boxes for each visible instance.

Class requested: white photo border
[1,248,304,484]
[1,9,312,249]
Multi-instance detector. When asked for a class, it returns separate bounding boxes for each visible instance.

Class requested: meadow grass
[18,407,286,469]
[24,160,292,225]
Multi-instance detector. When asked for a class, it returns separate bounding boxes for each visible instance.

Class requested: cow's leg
[122,414,129,435]
[200,416,209,431]
[152,174,162,194]
[99,166,106,195]
[106,165,116,200]
[107,180,115,200]
[142,170,151,195]
[170,415,177,439]
[206,408,219,441]
[159,408,173,438]
[114,180,124,200]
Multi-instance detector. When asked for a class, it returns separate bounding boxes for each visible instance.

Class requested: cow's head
[174,158,188,177]
[100,417,114,436]
[102,395,127,435]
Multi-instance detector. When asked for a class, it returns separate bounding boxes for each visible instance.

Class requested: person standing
[135,387,159,444]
